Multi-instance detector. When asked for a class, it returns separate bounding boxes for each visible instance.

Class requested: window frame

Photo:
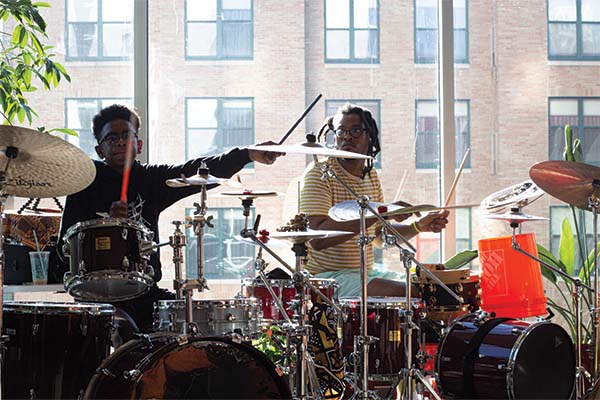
[547,0,600,61]
[65,0,133,61]
[324,0,381,64]
[184,0,254,60]
[185,97,255,165]
[548,96,600,166]
[413,0,469,64]
[415,98,471,169]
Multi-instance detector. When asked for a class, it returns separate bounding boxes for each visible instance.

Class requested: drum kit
[0,121,600,400]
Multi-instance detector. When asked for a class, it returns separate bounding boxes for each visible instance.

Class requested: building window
[550,206,594,274]
[186,98,254,163]
[549,97,600,166]
[414,0,468,64]
[325,99,382,168]
[185,0,253,60]
[325,0,379,63]
[65,98,131,158]
[66,0,133,61]
[416,207,472,263]
[548,0,600,60]
[186,207,255,280]
[415,99,470,169]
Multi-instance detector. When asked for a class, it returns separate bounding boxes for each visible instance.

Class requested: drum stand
[507,214,594,400]
[241,222,340,400]
[316,159,458,400]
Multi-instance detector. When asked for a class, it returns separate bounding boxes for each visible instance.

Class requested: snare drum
[154,298,261,338]
[2,301,114,399]
[63,218,155,302]
[340,297,422,379]
[84,333,291,399]
[436,312,575,399]
[243,278,338,323]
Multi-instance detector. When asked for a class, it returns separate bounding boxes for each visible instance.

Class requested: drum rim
[156,297,261,310]
[3,300,115,315]
[339,296,420,307]
[66,271,153,302]
[64,217,151,239]
[243,277,338,288]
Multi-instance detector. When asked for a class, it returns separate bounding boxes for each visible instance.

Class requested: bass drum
[84,333,291,399]
[436,312,575,399]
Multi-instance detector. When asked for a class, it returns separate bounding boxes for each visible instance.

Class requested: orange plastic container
[478,233,547,318]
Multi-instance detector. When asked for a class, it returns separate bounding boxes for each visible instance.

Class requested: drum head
[512,323,575,399]
[67,271,152,302]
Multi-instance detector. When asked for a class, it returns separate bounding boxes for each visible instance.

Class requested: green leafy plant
[252,325,290,367]
[0,0,75,135]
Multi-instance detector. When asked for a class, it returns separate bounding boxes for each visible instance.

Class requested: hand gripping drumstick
[443,148,470,207]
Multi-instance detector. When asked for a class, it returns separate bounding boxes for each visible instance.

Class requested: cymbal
[530,160,600,210]
[165,174,228,188]
[329,200,478,221]
[0,126,95,198]
[381,203,480,217]
[480,180,544,213]
[218,190,280,199]
[269,229,353,244]
[483,210,548,224]
[233,235,290,249]
[247,141,372,160]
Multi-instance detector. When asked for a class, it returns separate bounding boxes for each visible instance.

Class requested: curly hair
[92,104,141,143]
[316,103,380,178]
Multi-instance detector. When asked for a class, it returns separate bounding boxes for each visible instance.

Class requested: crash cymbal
[0,126,95,198]
[247,141,371,160]
[480,180,544,213]
[483,210,548,224]
[268,229,353,244]
[530,160,600,211]
[233,234,290,249]
[165,174,228,188]
[329,201,403,222]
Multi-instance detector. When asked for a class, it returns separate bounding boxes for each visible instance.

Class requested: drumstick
[278,93,322,145]
[443,148,470,207]
[393,170,408,202]
[120,135,135,203]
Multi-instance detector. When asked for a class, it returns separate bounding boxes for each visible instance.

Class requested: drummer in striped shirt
[300,103,449,298]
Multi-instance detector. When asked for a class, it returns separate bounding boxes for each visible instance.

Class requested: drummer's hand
[109,201,128,218]
[389,200,418,223]
[416,210,449,233]
[248,141,284,165]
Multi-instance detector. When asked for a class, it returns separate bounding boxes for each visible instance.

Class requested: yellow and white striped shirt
[300,158,384,274]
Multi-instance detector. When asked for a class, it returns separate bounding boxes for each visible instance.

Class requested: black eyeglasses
[333,127,366,138]
[99,132,136,145]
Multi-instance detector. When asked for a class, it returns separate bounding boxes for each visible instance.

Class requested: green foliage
[0,0,70,125]
[252,325,290,367]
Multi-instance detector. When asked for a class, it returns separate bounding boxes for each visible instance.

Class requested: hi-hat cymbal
[530,160,600,211]
[166,174,228,188]
[480,180,545,213]
[247,141,372,160]
[0,126,95,198]
[483,210,548,224]
[269,229,353,244]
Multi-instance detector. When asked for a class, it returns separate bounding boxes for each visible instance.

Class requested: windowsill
[414,63,470,68]
[324,63,381,68]
[415,167,472,174]
[64,60,132,66]
[547,60,600,66]
[185,60,254,66]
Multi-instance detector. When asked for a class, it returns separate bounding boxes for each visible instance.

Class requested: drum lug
[122,228,128,241]
[456,282,464,293]
[226,313,236,321]
[78,260,86,274]
[122,257,130,271]
[62,241,70,256]
[123,369,141,381]
[81,321,88,336]
[32,323,39,336]
[511,328,521,335]
[99,368,116,378]
[497,363,511,372]
[375,314,381,324]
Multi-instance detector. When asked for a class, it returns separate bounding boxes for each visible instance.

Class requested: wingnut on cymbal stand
[317,157,457,400]
[505,210,593,400]
[241,218,342,400]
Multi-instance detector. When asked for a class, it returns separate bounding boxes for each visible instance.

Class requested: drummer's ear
[136,138,143,154]
[95,145,105,160]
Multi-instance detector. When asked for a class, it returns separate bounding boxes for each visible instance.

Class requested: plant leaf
[559,217,575,276]
[579,241,600,282]
[444,249,478,269]
[536,244,559,284]
[47,127,78,136]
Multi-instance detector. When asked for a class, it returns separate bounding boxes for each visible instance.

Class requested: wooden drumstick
[443,148,470,207]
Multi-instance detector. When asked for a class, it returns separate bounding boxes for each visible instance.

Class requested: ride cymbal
[529,160,600,211]
[0,126,95,198]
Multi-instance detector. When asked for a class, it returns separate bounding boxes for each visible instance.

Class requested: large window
[325,99,382,168]
[550,206,595,274]
[186,207,256,280]
[548,97,600,165]
[414,0,468,64]
[415,99,470,169]
[185,0,253,60]
[65,98,131,158]
[548,0,600,60]
[186,98,254,160]
[66,0,133,60]
[417,208,472,262]
[325,0,379,63]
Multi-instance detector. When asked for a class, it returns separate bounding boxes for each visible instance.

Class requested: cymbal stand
[0,146,17,400]
[169,221,186,300]
[508,217,593,400]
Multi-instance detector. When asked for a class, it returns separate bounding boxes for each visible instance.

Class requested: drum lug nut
[122,257,130,271]
[176,334,189,346]
[375,314,381,324]
[99,368,116,378]
[78,260,86,274]
[497,363,511,372]
[32,323,39,336]
[511,328,521,335]
[122,228,128,241]
[226,313,236,321]
[123,369,141,381]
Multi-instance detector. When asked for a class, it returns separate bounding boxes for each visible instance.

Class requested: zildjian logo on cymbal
[5,176,54,188]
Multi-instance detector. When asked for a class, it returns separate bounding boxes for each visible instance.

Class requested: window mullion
[577,0,583,57]
[349,0,355,61]
[98,0,103,58]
